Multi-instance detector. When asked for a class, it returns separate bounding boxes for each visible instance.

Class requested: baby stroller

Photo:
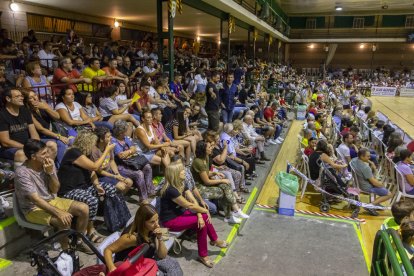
[30,229,157,276]
[318,161,360,218]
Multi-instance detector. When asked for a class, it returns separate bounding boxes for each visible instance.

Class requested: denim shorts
[369,187,389,196]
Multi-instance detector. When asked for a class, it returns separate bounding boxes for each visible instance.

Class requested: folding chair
[300,154,311,200]
[393,165,414,204]
[350,162,376,203]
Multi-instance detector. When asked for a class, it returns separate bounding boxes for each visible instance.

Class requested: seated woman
[204,131,249,204]
[111,120,155,201]
[229,120,257,179]
[55,87,95,131]
[22,61,51,102]
[191,140,249,225]
[77,92,113,131]
[165,109,200,155]
[114,80,141,122]
[99,85,140,127]
[24,90,69,166]
[92,127,133,194]
[135,109,178,166]
[151,107,191,165]
[160,161,227,268]
[57,131,118,243]
[396,149,414,195]
[104,202,183,275]
[308,140,348,182]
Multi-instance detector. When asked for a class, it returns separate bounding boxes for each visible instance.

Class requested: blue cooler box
[278,191,296,216]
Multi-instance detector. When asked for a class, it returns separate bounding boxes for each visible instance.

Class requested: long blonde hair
[72,130,97,156]
[160,161,185,196]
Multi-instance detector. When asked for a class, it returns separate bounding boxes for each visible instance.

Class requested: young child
[382,200,414,230]
[399,216,414,258]
[304,137,316,156]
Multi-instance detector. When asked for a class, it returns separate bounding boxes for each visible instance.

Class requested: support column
[220,15,231,72]
[157,0,174,81]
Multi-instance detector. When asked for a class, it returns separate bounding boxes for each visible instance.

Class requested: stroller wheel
[320,203,330,213]
[351,208,360,219]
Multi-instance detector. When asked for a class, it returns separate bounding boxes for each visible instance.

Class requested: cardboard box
[278,191,296,216]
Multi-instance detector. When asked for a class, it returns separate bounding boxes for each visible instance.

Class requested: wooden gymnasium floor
[257,96,414,269]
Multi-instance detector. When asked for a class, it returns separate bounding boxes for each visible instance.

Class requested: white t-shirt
[38,50,56,69]
[143,66,155,74]
[337,143,351,162]
[55,102,83,121]
[339,90,351,106]
[115,94,129,114]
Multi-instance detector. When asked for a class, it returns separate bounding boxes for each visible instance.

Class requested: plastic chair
[349,162,375,203]
[12,193,53,235]
[393,165,414,203]
[300,154,311,200]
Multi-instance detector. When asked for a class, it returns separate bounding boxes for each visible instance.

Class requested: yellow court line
[214,187,258,264]
[0,258,12,271]
[253,207,371,273]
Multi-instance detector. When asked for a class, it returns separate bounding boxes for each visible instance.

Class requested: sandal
[237,197,246,204]
[210,240,228,248]
[197,257,214,268]
[87,231,104,243]
[240,187,250,193]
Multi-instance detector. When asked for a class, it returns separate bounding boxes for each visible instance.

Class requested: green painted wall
[334,16,354,28]
[289,16,325,29]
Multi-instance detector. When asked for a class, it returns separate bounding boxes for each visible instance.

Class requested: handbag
[52,121,71,137]
[103,194,131,232]
[121,155,149,171]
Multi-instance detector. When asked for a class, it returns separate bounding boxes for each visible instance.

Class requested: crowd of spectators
[0,28,299,272]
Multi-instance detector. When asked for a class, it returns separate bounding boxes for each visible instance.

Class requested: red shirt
[264,107,275,121]
[304,148,314,156]
[407,141,414,153]
[279,99,286,105]
[52,68,81,94]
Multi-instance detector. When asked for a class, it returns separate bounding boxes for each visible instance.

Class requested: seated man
[52,57,91,95]
[241,114,269,162]
[337,132,354,164]
[14,139,91,252]
[81,58,107,92]
[102,58,129,85]
[0,88,56,166]
[263,101,284,144]
[350,148,393,216]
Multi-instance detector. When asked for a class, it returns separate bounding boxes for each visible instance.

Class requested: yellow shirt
[301,137,308,148]
[79,66,106,92]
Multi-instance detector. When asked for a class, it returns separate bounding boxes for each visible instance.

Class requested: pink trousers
[163,210,218,257]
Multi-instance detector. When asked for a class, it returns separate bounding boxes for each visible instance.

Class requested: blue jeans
[0,147,18,160]
[221,109,234,124]
[369,187,389,196]
[274,124,282,139]
[95,121,113,131]
[233,105,248,119]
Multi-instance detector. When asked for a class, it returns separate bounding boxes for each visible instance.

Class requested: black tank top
[309,151,322,180]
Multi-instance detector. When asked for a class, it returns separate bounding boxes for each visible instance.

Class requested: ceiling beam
[289,38,406,43]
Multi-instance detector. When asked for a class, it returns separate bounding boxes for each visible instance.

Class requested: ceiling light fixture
[308,44,315,49]
[359,43,365,49]
[335,6,343,11]
[218,40,221,45]
[9,0,19,12]
[197,36,200,42]
[114,19,120,28]
[382,4,388,9]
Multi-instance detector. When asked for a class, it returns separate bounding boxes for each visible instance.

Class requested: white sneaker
[224,215,242,224]
[277,137,284,141]
[275,139,282,144]
[268,139,278,145]
[234,210,250,219]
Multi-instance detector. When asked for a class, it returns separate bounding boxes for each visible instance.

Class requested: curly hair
[72,130,98,156]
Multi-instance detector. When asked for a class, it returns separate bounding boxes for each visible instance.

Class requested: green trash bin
[275,172,299,216]
[296,104,307,120]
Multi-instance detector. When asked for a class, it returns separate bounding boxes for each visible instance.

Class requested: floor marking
[213,187,258,264]
[0,217,16,231]
[0,258,12,271]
